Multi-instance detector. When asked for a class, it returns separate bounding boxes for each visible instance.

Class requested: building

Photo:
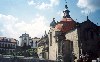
[77,18,100,61]
[38,2,100,62]
[19,33,33,48]
[47,18,59,61]
[19,33,40,48]
[19,33,32,47]
[37,31,49,59]
[0,37,17,54]
[54,3,79,62]
[32,37,40,48]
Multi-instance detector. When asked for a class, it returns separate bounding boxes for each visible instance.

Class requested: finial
[65,0,67,3]
[87,16,88,19]
[87,16,89,21]
[53,18,55,21]
[65,0,68,9]
[63,0,70,18]
[65,4,68,10]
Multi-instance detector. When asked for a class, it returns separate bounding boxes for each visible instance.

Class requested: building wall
[48,28,58,60]
[77,21,100,59]
[37,46,44,59]
[65,29,79,62]
[19,33,32,47]
[37,35,48,59]
[31,38,40,48]
[62,40,73,62]
[0,37,17,54]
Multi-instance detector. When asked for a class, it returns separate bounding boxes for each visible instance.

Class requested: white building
[19,33,31,47]
[19,33,40,48]
[31,37,40,48]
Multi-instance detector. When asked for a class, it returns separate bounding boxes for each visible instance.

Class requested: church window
[50,32,52,46]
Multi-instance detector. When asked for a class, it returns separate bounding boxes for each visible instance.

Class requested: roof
[0,37,6,40]
[55,17,76,32]
[33,37,40,39]
[99,26,100,31]
[0,37,17,43]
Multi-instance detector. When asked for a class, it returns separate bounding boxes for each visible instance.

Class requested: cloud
[0,14,50,40]
[77,0,100,15]
[28,0,37,6]
[57,10,64,18]
[28,0,59,10]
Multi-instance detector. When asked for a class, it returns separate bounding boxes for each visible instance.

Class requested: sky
[0,0,100,40]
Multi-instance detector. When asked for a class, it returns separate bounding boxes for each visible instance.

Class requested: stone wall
[48,28,58,60]
[65,29,79,62]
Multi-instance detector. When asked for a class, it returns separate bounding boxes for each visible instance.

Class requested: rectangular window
[0,43,1,47]
[8,44,10,47]
[2,43,4,47]
[5,44,7,47]
[50,32,52,46]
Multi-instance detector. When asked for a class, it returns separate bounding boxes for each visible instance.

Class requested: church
[37,1,100,62]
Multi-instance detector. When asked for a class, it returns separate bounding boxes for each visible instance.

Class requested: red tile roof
[55,18,76,32]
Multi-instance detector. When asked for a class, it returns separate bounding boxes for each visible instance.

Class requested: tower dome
[50,18,56,28]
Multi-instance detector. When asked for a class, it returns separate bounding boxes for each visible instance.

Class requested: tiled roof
[55,18,76,32]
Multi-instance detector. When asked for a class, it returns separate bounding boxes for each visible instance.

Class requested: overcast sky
[0,0,100,40]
